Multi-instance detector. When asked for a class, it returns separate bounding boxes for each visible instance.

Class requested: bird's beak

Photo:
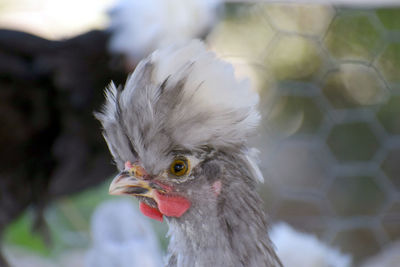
[109,161,191,221]
[109,161,154,199]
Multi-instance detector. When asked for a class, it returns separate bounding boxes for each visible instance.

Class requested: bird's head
[96,40,262,222]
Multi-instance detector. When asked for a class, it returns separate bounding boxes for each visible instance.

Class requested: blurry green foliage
[267,36,322,81]
[376,8,400,30]
[4,180,113,255]
[325,14,382,61]
[4,213,51,256]
[55,180,113,232]
[265,4,334,36]
[377,96,400,134]
[268,95,323,136]
[210,3,274,62]
[377,43,400,83]
[322,64,387,109]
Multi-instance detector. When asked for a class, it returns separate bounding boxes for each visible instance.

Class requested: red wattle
[155,191,191,218]
[139,202,163,222]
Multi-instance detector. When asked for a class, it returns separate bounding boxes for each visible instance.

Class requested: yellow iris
[170,157,189,177]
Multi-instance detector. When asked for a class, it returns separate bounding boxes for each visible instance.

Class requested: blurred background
[1,0,400,266]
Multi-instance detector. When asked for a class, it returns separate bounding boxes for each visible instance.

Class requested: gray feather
[96,40,281,267]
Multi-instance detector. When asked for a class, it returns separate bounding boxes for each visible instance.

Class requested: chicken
[270,222,352,267]
[86,199,163,267]
[0,0,221,265]
[96,40,282,266]
[85,199,354,267]
[0,29,126,267]
[108,0,222,67]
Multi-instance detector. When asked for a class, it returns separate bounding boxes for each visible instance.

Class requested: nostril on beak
[141,174,153,181]
[125,187,149,194]
[114,171,129,183]
[119,171,129,177]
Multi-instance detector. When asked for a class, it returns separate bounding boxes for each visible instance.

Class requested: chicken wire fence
[208,2,400,263]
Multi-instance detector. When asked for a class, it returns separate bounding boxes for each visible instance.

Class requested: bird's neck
[165,179,281,267]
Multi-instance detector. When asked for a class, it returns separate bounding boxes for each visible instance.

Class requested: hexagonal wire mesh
[208,2,400,264]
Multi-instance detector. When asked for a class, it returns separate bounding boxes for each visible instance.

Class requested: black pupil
[174,163,185,173]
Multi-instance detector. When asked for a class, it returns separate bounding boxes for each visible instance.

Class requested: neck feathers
[165,154,281,267]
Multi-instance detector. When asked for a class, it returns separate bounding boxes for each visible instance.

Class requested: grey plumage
[96,40,282,267]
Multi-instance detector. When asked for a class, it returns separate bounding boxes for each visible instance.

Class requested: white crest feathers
[97,40,261,171]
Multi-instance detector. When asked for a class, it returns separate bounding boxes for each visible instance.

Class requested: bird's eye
[170,157,189,177]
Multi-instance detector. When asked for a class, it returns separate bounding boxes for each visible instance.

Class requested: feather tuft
[97,40,261,171]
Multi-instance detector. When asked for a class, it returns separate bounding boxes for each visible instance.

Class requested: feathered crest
[96,40,260,171]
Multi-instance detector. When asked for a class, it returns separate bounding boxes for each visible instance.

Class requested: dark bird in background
[0,29,126,265]
[96,40,282,266]
[0,0,221,265]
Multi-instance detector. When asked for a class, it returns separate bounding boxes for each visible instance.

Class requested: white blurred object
[270,222,352,267]
[108,0,222,64]
[86,203,353,267]
[4,247,56,267]
[361,241,400,267]
[86,199,163,267]
[0,0,114,39]
[4,247,85,267]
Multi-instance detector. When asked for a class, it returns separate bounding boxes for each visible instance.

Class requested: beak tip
[108,171,153,197]
[108,186,121,196]
[108,177,120,195]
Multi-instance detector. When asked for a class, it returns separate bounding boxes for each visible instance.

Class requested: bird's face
[96,41,261,222]
[108,151,220,221]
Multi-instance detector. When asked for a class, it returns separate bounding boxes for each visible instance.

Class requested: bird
[0,28,126,266]
[95,40,282,266]
[0,0,221,265]
[108,0,222,68]
[84,199,353,267]
[86,199,163,267]
[269,222,352,267]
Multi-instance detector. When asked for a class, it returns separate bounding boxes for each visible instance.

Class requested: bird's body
[270,222,352,267]
[0,29,126,266]
[108,0,221,65]
[165,151,279,266]
[0,0,222,263]
[96,40,282,266]
[86,199,163,267]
